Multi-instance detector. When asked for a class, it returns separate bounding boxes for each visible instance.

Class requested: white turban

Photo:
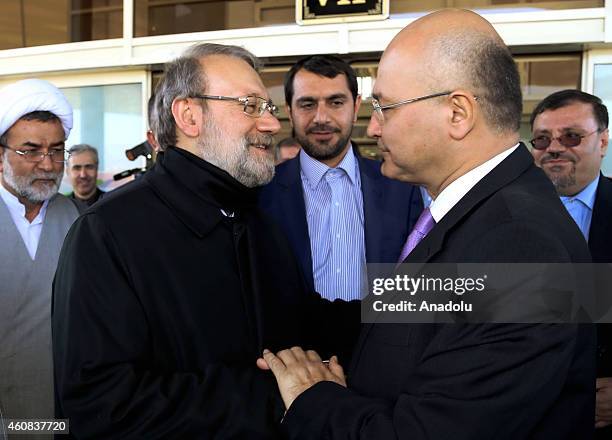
[0,78,73,139]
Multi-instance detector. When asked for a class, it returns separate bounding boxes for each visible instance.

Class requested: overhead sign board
[296,0,389,25]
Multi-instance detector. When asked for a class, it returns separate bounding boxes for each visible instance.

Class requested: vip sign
[296,0,389,25]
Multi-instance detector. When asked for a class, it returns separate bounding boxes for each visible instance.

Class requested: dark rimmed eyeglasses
[192,94,279,118]
[529,130,601,150]
[371,91,452,123]
[0,144,68,163]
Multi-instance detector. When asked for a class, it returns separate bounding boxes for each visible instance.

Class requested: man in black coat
[52,43,357,439]
[530,89,612,439]
[259,9,596,439]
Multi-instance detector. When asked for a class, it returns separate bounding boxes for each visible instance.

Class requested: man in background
[274,137,300,164]
[530,89,612,438]
[260,55,422,301]
[66,143,104,213]
[0,79,78,430]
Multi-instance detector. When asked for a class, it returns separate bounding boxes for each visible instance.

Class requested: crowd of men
[0,7,611,440]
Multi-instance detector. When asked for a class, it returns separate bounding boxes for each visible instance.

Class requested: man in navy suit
[259,10,596,439]
[259,55,422,301]
[531,89,612,439]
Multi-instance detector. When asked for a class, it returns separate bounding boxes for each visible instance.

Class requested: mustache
[29,171,63,183]
[246,134,274,148]
[306,124,340,134]
[540,152,576,165]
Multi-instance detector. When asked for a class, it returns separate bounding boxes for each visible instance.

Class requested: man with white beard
[52,43,358,439]
[0,79,78,433]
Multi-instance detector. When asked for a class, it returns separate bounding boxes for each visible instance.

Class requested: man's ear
[172,97,201,139]
[447,90,476,141]
[286,104,294,128]
[600,128,609,158]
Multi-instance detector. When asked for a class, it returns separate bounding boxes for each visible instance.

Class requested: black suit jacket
[281,144,596,440]
[259,153,423,292]
[589,175,612,439]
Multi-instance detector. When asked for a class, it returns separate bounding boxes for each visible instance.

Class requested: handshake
[256,347,346,410]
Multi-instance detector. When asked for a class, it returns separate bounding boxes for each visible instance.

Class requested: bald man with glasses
[531,89,612,438]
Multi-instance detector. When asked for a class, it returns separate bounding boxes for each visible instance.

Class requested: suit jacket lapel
[589,174,612,261]
[275,157,315,291]
[407,144,534,265]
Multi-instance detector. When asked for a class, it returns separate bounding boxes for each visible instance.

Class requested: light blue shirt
[420,186,433,208]
[300,147,366,301]
[559,176,599,241]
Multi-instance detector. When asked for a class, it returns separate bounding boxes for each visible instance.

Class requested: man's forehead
[200,55,268,97]
[293,71,350,97]
[7,118,64,140]
[70,152,96,163]
[535,102,598,129]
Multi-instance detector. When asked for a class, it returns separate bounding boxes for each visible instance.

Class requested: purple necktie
[397,208,435,263]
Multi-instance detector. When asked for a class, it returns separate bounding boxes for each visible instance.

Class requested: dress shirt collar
[0,181,49,225]
[430,143,519,222]
[559,175,599,211]
[299,145,357,190]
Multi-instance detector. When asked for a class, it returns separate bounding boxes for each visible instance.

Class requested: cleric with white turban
[0,78,73,138]
[0,78,78,425]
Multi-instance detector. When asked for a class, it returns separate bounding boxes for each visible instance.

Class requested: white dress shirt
[0,182,49,260]
[430,144,519,222]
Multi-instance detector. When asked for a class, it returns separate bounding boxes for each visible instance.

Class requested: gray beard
[198,118,275,188]
[2,158,62,203]
[546,163,577,192]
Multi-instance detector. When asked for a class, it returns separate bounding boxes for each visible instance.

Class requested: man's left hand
[258,347,346,410]
[596,377,612,429]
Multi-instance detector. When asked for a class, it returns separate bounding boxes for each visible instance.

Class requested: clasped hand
[256,347,346,410]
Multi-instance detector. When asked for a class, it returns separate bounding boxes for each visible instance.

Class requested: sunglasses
[529,129,600,150]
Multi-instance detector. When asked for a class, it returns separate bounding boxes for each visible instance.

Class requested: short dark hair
[0,110,60,147]
[284,55,358,106]
[472,41,523,133]
[530,89,609,130]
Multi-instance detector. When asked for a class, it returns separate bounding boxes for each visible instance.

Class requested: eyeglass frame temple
[374,91,453,112]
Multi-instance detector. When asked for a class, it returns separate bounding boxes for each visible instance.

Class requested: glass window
[134,0,293,37]
[518,55,582,143]
[390,0,602,16]
[0,0,122,50]
[593,64,612,176]
[134,0,602,37]
[61,83,145,193]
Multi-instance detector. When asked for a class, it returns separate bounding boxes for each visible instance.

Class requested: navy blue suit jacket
[590,175,612,440]
[258,153,423,293]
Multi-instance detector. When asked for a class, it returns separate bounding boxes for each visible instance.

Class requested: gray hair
[68,143,99,165]
[153,43,261,151]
